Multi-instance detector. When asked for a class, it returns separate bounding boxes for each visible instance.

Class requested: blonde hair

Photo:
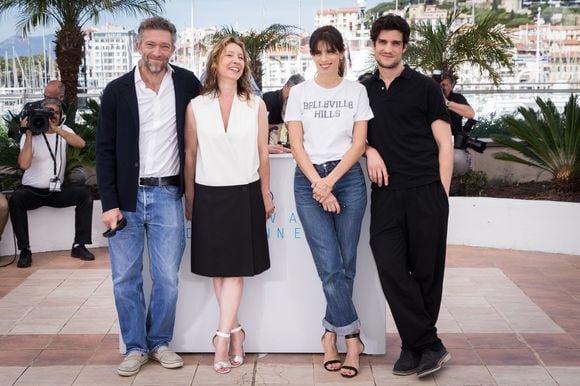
[202,36,253,101]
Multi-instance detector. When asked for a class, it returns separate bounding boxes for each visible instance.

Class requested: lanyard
[41,133,59,176]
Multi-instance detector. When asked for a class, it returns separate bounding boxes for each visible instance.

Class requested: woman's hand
[263,191,275,219]
[320,193,341,214]
[311,178,333,202]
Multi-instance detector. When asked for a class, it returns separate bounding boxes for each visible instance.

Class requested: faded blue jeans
[108,185,185,354]
[294,161,367,335]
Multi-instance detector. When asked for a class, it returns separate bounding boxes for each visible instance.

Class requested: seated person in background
[263,74,305,154]
[0,193,8,241]
[9,98,95,268]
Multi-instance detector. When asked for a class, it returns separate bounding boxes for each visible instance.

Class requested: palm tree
[491,94,580,187]
[0,0,165,125]
[208,24,298,90]
[405,10,514,85]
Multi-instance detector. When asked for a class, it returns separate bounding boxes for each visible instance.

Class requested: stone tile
[99,334,121,349]
[254,363,313,384]
[257,353,314,364]
[521,333,580,349]
[32,349,94,366]
[73,365,133,385]
[487,365,557,385]
[465,333,527,349]
[9,319,65,335]
[87,348,123,366]
[132,363,196,385]
[47,334,105,350]
[0,367,26,386]
[0,307,30,321]
[0,321,15,335]
[545,366,580,386]
[477,348,540,366]
[457,319,513,333]
[433,365,496,385]
[14,365,83,385]
[0,335,54,350]
[444,348,483,366]
[535,348,580,366]
[0,350,41,366]
[314,358,373,384]
[371,364,436,385]
[22,306,78,321]
[192,364,253,384]
[59,319,116,334]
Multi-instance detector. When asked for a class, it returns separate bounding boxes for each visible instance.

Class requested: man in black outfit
[262,73,305,127]
[438,71,475,135]
[10,92,95,268]
[362,14,454,378]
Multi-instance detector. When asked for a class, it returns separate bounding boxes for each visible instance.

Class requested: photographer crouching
[434,70,486,194]
[9,90,95,268]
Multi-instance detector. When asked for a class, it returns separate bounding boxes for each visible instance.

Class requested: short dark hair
[309,25,346,77]
[370,14,411,47]
[440,70,458,84]
[138,16,177,45]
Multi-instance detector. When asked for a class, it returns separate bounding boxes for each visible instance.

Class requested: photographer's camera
[21,102,55,135]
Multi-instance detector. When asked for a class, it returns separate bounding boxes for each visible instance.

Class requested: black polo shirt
[447,91,470,135]
[363,65,450,190]
[262,89,284,125]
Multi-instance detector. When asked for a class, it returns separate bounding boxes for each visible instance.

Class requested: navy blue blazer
[96,65,201,212]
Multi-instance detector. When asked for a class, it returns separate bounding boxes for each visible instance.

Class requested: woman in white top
[184,36,274,374]
[285,25,373,379]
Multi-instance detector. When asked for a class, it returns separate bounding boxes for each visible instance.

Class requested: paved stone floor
[0,245,579,385]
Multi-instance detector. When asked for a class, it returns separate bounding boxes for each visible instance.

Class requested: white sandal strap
[230,325,243,334]
[215,330,230,338]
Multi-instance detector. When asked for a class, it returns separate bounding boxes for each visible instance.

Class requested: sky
[0,0,384,41]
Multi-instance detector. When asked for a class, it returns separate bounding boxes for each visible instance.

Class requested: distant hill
[0,35,55,58]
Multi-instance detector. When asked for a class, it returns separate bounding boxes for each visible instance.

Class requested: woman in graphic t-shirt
[285,25,373,379]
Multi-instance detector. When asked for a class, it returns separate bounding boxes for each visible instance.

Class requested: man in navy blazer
[96,16,201,377]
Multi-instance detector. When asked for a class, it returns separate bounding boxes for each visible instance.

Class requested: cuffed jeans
[294,161,366,335]
[108,185,185,354]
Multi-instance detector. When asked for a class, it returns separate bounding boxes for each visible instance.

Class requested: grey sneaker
[118,351,148,376]
[149,346,183,369]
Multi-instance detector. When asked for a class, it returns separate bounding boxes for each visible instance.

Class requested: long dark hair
[309,25,346,77]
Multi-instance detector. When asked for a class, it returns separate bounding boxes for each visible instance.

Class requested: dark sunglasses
[102,217,127,238]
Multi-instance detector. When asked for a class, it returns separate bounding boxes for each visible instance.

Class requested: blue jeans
[294,161,367,335]
[108,185,185,354]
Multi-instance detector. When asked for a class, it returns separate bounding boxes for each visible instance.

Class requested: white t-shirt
[20,125,74,188]
[285,78,373,164]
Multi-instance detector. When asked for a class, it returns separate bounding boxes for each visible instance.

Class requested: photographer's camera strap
[42,133,59,176]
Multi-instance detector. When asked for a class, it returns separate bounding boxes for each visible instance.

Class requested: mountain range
[0,35,55,59]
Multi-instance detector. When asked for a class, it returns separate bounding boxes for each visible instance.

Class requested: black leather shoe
[17,249,32,268]
[71,244,95,261]
[392,349,421,376]
[417,345,451,378]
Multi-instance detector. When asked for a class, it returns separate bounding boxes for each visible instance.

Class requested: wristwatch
[445,100,451,107]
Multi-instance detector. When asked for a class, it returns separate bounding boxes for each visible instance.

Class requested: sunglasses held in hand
[102,217,127,238]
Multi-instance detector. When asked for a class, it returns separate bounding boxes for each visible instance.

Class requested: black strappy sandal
[341,332,365,378]
[321,329,342,371]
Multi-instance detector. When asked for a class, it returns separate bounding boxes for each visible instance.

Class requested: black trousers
[8,185,93,251]
[369,181,449,351]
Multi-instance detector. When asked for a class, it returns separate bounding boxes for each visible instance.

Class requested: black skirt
[191,179,270,277]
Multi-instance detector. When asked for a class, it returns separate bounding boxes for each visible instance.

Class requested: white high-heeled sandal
[212,330,231,374]
[229,325,245,368]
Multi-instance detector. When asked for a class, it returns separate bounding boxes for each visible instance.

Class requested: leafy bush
[470,113,510,138]
[491,94,580,187]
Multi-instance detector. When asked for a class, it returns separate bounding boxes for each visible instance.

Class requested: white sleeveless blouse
[191,94,260,186]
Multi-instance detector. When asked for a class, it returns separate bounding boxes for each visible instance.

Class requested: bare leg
[322,331,341,371]
[213,277,243,367]
[341,332,364,378]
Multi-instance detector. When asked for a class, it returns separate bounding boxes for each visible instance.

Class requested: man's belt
[139,175,180,186]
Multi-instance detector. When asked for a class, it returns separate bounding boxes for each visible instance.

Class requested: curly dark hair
[370,14,410,47]
[202,36,253,101]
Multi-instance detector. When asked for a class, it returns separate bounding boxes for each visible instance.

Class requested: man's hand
[102,208,123,230]
[366,146,389,187]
